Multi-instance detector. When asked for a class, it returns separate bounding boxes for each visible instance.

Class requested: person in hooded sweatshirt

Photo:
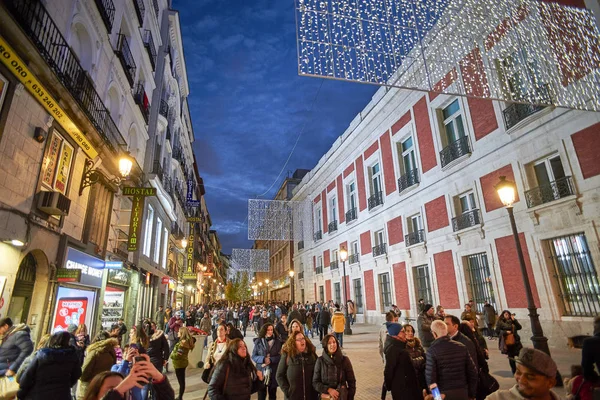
[313,334,356,400]
[18,331,82,400]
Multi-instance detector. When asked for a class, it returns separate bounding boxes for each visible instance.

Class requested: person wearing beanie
[486,348,559,400]
[417,304,436,349]
[383,323,421,400]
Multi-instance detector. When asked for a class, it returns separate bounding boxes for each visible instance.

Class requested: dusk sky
[174,0,378,253]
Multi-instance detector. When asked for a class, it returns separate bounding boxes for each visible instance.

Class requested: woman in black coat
[208,338,264,400]
[252,323,282,400]
[495,310,523,374]
[313,334,356,400]
[147,327,170,372]
[18,331,82,400]
[276,331,319,400]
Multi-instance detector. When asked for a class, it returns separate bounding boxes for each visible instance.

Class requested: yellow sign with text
[0,36,98,159]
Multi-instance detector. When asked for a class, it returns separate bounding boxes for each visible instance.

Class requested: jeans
[175,367,186,399]
[334,332,344,347]
[319,325,328,341]
[258,385,277,400]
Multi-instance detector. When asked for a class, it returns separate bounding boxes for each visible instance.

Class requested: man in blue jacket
[0,317,33,377]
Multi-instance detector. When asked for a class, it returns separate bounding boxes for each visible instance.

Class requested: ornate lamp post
[289,270,295,303]
[339,248,352,335]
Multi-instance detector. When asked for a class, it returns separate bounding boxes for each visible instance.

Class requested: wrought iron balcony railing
[173,145,184,163]
[313,230,322,241]
[525,176,575,208]
[315,266,323,275]
[440,136,471,168]
[328,220,338,233]
[6,0,126,154]
[346,207,357,223]
[349,253,359,264]
[162,174,172,193]
[159,99,169,118]
[133,83,149,123]
[330,260,339,270]
[114,33,136,86]
[405,229,425,246]
[373,243,387,257]
[152,159,163,179]
[503,85,552,130]
[297,241,304,251]
[94,0,115,32]
[398,168,420,193]
[298,271,304,280]
[452,209,481,232]
[152,0,159,16]
[143,30,157,70]
[133,0,145,26]
[368,191,384,210]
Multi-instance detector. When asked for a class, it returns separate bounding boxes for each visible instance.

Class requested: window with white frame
[373,229,387,256]
[459,191,477,214]
[441,99,466,146]
[397,135,417,176]
[143,205,154,257]
[526,154,573,207]
[161,227,168,268]
[154,219,163,263]
[374,229,385,246]
[351,241,359,256]
[408,213,422,234]
[347,181,357,211]
[315,206,322,234]
[497,49,544,102]
[368,162,382,196]
[452,191,481,231]
[330,196,337,223]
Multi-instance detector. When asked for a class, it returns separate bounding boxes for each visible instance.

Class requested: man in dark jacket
[318,308,331,341]
[425,320,477,400]
[258,310,273,332]
[482,303,497,338]
[582,316,600,382]
[288,305,302,326]
[417,304,436,349]
[384,323,421,400]
[445,315,478,372]
[0,318,33,377]
[276,314,289,342]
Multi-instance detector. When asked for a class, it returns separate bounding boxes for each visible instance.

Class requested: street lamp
[495,176,550,354]
[79,153,134,195]
[180,238,188,248]
[339,248,352,335]
[289,270,295,304]
[265,279,270,303]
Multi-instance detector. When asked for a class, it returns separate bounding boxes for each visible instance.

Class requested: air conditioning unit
[37,191,71,216]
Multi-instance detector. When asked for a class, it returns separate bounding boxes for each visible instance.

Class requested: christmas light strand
[231,249,270,272]
[247,199,312,241]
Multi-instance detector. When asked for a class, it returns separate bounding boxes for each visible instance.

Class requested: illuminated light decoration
[248,199,312,241]
[231,249,270,272]
[295,0,600,111]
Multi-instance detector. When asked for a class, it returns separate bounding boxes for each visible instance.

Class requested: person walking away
[318,307,331,342]
[276,315,289,342]
[347,301,356,325]
[147,327,170,373]
[252,323,282,400]
[330,306,346,348]
[417,304,436,349]
[313,334,356,400]
[403,324,427,391]
[199,312,213,347]
[0,317,33,378]
[288,305,302,328]
[495,310,523,374]
[170,326,195,400]
[168,312,184,351]
[77,332,118,400]
[461,304,478,329]
[16,334,50,383]
[445,315,479,372]
[379,312,398,363]
[233,308,240,329]
[425,320,477,400]
[207,338,265,399]
[581,316,600,383]
[240,308,249,337]
[203,324,228,383]
[154,306,166,331]
[457,323,496,400]
[18,331,81,400]
[383,323,421,400]
[485,348,559,400]
[482,303,497,339]
[305,312,314,339]
[276,331,319,400]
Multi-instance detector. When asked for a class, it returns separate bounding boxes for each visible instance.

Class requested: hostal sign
[122,187,156,252]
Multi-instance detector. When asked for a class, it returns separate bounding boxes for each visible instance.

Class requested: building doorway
[7,253,36,324]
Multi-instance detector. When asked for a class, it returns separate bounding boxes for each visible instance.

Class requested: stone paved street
[165,323,582,399]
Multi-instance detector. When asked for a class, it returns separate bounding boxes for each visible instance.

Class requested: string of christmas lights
[247,199,312,241]
[231,249,271,272]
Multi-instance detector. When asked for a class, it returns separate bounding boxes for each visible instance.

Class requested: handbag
[0,376,19,400]
[478,369,500,397]
[505,332,516,346]
[336,365,349,400]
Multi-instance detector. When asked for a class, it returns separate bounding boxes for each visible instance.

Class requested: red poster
[52,297,88,332]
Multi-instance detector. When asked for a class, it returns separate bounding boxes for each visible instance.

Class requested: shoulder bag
[336,361,349,400]
[201,346,214,384]
[0,376,19,400]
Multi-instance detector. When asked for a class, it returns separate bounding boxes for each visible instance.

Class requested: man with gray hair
[425,320,477,400]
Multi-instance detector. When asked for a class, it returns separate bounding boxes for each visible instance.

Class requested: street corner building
[291,0,600,347]
[0,0,223,342]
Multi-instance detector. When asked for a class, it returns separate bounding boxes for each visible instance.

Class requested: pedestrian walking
[347,301,356,325]
[495,310,523,374]
[167,312,184,352]
[460,304,478,329]
[147,328,170,373]
[0,317,33,378]
[77,332,118,400]
[154,306,166,330]
[203,324,229,384]
[383,323,421,400]
[379,312,398,363]
[445,315,478,371]
[252,323,283,400]
[482,303,497,339]
[318,307,331,342]
[330,306,346,347]
[170,326,195,400]
[199,312,213,347]
[581,316,599,382]
[276,331,319,400]
[276,315,290,342]
[403,323,427,391]
[313,334,356,400]
[417,304,436,349]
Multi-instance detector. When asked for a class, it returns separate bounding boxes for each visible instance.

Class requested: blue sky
[174,0,377,253]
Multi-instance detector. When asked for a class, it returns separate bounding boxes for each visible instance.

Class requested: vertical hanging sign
[186,179,200,207]
[183,223,196,280]
[122,187,157,252]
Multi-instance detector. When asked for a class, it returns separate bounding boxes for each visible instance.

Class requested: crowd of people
[0,299,597,400]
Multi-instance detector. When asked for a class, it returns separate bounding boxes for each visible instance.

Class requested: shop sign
[123,187,156,252]
[65,247,104,287]
[186,217,202,223]
[105,261,123,269]
[186,180,200,206]
[203,272,214,277]
[184,223,195,280]
[161,276,170,285]
[57,268,82,283]
[122,187,157,196]
[207,253,213,267]
[107,269,131,287]
[0,36,98,158]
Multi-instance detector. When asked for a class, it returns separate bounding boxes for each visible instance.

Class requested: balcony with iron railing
[368,191,384,210]
[152,160,163,180]
[173,145,184,164]
[133,83,149,123]
[314,230,322,242]
[346,207,357,223]
[330,260,339,270]
[316,266,323,275]
[6,0,126,154]
[143,30,157,70]
[452,209,481,232]
[373,243,387,257]
[297,241,304,251]
[159,99,169,119]
[405,229,425,246]
[328,220,338,233]
[349,253,359,264]
[503,85,552,130]
[525,176,575,208]
[162,174,172,193]
[94,0,115,32]
[298,271,304,280]
[114,33,136,86]
[133,0,145,26]
[398,168,420,193]
[440,136,471,168]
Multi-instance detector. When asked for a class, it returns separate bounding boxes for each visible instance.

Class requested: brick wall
[433,251,461,309]
[364,140,379,160]
[480,164,519,212]
[360,230,372,255]
[387,216,404,246]
[392,111,411,135]
[392,262,410,309]
[322,189,328,233]
[343,163,354,178]
[327,180,336,193]
[324,249,330,269]
[495,233,541,308]
[364,270,376,310]
[356,156,367,211]
[313,255,316,271]
[380,130,397,196]
[337,174,346,222]
[571,122,600,179]
[425,195,449,232]
[413,96,437,173]
[325,279,332,301]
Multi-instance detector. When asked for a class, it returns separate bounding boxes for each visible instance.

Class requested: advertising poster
[51,286,96,332]
[101,287,125,330]
[42,132,62,188]
[54,140,73,194]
